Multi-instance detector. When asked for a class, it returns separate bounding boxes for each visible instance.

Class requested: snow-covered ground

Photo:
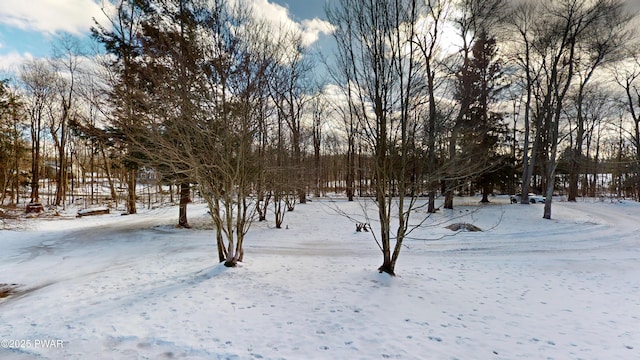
[1,197,639,359]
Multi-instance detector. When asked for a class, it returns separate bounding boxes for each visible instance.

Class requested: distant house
[137,167,158,184]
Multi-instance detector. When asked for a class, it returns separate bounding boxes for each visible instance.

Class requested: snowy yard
[1,197,639,359]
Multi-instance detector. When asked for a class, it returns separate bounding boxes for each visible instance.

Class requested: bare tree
[49,36,84,207]
[413,0,451,213]
[505,0,630,217]
[198,2,272,264]
[564,2,633,201]
[538,0,629,219]
[309,89,329,198]
[615,56,640,200]
[328,0,424,275]
[0,80,26,206]
[326,93,357,201]
[506,0,541,204]
[118,0,274,266]
[70,70,121,207]
[269,30,313,206]
[20,59,57,207]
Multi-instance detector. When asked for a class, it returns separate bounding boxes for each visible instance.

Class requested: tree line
[1,0,640,274]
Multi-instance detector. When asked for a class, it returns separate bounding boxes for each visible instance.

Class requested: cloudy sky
[2,0,639,75]
[0,0,332,73]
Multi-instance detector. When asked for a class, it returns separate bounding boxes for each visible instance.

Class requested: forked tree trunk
[377,218,395,276]
[257,190,270,221]
[378,259,395,276]
[224,239,236,267]
[274,193,285,228]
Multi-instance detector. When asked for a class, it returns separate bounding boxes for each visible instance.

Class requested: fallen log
[77,207,110,217]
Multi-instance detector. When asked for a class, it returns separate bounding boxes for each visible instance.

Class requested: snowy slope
[1,197,639,359]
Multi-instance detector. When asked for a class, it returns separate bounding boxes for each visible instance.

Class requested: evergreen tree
[455,30,511,202]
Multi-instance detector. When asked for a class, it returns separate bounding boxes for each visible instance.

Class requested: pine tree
[455,30,511,202]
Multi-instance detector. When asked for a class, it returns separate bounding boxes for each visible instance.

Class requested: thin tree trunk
[101,146,118,205]
[346,135,355,201]
[126,168,137,214]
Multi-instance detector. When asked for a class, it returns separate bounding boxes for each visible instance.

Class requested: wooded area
[2,0,640,274]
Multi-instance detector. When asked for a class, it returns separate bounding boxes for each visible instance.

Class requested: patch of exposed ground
[445,223,482,232]
[0,283,21,299]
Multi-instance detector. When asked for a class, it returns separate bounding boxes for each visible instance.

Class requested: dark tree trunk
[444,189,453,209]
[126,168,137,214]
[257,191,270,221]
[30,124,41,204]
[378,258,396,277]
[54,150,67,207]
[178,181,190,228]
[480,183,491,203]
[346,135,355,201]
[428,191,436,213]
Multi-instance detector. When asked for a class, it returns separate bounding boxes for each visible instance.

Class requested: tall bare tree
[536,0,627,219]
[414,0,451,213]
[269,30,313,206]
[328,0,424,275]
[505,0,631,216]
[615,56,640,200]
[0,80,26,205]
[564,1,633,201]
[506,0,540,204]
[49,36,84,207]
[198,1,272,264]
[20,59,57,206]
[309,89,330,198]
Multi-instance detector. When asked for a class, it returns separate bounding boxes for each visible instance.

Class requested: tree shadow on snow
[194,263,232,280]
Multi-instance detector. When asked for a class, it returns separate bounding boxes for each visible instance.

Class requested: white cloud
[0,51,34,73]
[245,0,291,25]
[0,0,109,35]
[0,0,331,46]
[242,0,333,47]
[301,18,334,47]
